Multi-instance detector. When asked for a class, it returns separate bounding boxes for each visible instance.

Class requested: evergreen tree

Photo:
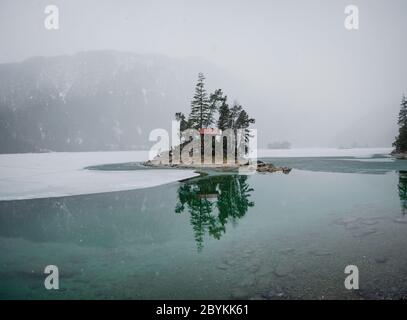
[207,89,224,127]
[175,175,254,251]
[228,103,243,161]
[236,110,255,130]
[236,109,255,143]
[217,96,230,131]
[399,95,407,126]
[174,112,188,148]
[188,73,211,129]
[175,112,188,131]
[173,74,256,163]
[393,95,407,153]
[398,171,407,215]
[228,103,255,160]
[228,103,243,129]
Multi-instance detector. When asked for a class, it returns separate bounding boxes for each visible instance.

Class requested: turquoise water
[1,156,407,299]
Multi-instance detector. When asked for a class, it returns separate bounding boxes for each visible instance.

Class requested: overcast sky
[0,0,406,147]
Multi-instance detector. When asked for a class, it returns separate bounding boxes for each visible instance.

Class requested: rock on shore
[390,150,407,159]
[256,160,292,174]
[143,158,292,174]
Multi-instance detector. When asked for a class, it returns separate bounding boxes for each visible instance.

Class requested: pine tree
[175,112,188,131]
[228,103,243,161]
[393,95,407,153]
[236,109,255,148]
[173,74,256,163]
[217,96,230,131]
[188,73,210,129]
[229,103,243,129]
[175,112,188,149]
[207,89,224,127]
[236,110,255,130]
[228,103,255,160]
[398,95,407,130]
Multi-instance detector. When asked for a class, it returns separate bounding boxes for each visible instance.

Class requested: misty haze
[1,0,407,303]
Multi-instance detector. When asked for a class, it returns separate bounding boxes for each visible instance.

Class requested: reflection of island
[175,175,254,251]
[398,171,407,215]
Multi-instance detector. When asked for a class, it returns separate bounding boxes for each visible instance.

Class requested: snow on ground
[0,151,199,201]
[0,148,393,201]
[258,148,392,158]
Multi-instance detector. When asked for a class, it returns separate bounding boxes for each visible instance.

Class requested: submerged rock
[309,250,332,257]
[240,276,256,288]
[280,248,296,255]
[345,223,360,230]
[273,262,294,277]
[216,263,228,270]
[361,219,379,226]
[374,257,389,264]
[352,228,378,238]
[248,264,260,273]
[333,217,360,226]
[230,288,249,299]
[249,295,267,300]
[261,285,285,300]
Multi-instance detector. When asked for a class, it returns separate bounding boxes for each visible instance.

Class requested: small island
[144,73,291,174]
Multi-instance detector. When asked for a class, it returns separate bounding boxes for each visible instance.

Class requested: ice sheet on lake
[0,151,199,201]
[0,148,393,201]
[258,147,392,158]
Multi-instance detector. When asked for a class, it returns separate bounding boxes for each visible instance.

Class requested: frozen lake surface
[0,151,198,201]
[1,148,407,299]
[0,148,393,201]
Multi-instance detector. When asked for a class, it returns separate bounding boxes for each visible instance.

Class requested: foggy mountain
[0,50,400,154]
[0,51,229,153]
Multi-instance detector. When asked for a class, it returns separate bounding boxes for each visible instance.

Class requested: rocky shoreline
[143,159,292,174]
[391,152,407,159]
[256,161,292,174]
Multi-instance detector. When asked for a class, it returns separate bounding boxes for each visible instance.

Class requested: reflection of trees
[398,171,407,215]
[175,175,254,251]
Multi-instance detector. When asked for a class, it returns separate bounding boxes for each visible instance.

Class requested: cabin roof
[199,128,221,135]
